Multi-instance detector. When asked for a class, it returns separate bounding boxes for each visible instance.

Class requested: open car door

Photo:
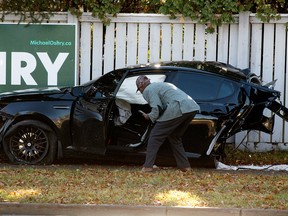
[71,95,113,154]
[71,70,126,155]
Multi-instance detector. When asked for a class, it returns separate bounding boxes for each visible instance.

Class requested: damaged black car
[0,61,287,166]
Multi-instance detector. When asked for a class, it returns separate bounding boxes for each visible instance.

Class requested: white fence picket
[237,12,250,68]
[127,23,137,66]
[161,23,172,61]
[218,24,229,63]
[183,24,194,61]
[138,23,149,64]
[150,24,161,62]
[249,23,263,144]
[235,12,250,146]
[80,22,91,83]
[206,31,217,61]
[250,24,262,75]
[194,24,205,60]
[260,23,274,143]
[103,23,115,74]
[172,24,183,61]
[92,23,104,79]
[115,23,126,69]
[273,24,286,143]
[228,24,238,66]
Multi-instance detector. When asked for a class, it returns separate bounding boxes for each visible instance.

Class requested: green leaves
[159,0,238,32]
[0,1,287,31]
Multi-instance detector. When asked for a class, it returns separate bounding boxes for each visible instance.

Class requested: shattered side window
[92,70,125,97]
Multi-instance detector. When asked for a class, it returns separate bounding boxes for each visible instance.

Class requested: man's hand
[139,110,150,120]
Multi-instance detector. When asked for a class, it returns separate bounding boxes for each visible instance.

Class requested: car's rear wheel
[3,120,57,165]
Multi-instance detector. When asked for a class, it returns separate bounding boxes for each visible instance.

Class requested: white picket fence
[2,12,288,150]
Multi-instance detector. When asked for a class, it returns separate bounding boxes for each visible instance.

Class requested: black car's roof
[128,61,248,81]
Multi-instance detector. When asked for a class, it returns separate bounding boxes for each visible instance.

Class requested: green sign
[0,23,76,92]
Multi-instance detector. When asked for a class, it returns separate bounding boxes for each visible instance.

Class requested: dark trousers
[143,111,197,168]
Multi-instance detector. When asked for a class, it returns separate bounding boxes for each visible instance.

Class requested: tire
[2,120,57,165]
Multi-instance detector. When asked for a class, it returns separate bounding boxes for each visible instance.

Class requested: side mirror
[71,86,84,97]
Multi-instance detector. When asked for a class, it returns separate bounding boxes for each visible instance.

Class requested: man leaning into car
[136,75,200,172]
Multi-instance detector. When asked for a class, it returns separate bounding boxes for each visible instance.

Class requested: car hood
[0,87,68,100]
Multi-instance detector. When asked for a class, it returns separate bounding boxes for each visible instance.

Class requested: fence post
[237,12,250,68]
[235,12,250,147]
[68,12,80,85]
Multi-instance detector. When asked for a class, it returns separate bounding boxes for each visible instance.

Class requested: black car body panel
[0,61,286,166]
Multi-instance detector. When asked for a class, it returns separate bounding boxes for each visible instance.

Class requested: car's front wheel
[3,120,57,165]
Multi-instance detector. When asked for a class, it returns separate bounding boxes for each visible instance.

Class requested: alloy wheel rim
[9,126,49,164]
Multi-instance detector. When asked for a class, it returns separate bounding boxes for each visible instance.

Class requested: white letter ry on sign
[0,52,69,86]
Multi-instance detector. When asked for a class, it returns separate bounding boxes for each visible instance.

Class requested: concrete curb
[0,203,288,216]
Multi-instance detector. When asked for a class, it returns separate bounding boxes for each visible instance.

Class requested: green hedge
[1,0,287,31]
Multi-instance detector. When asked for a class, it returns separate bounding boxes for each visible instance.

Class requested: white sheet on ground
[216,161,288,171]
